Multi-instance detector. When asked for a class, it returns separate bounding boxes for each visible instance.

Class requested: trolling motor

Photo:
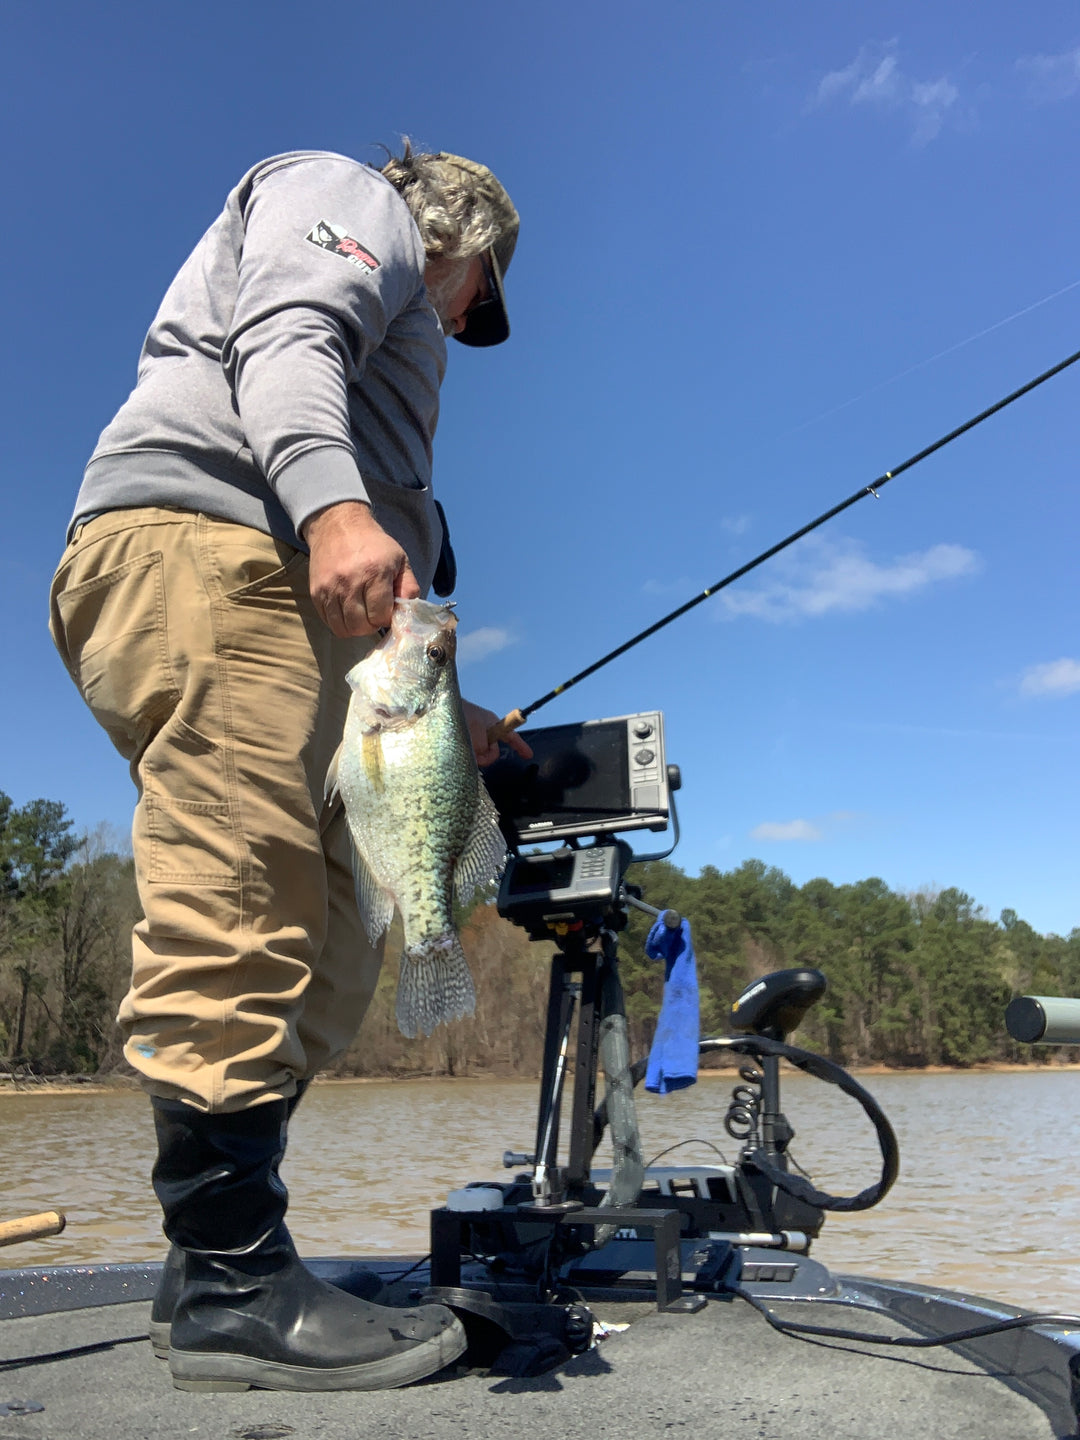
[425,712,898,1367]
[718,970,828,1219]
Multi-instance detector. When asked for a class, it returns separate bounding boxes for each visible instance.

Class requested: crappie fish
[326,598,507,1038]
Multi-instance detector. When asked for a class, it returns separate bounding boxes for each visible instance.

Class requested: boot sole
[168,1316,467,1392]
[149,1319,170,1361]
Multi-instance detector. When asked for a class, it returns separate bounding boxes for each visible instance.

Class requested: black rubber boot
[147,1083,386,1359]
[150,1083,301,1360]
[151,1096,465,1391]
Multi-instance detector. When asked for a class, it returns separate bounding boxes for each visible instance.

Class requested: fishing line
[492,345,1080,736]
[773,276,1080,445]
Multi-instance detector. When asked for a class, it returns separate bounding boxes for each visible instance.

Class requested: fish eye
[426,643,447,666]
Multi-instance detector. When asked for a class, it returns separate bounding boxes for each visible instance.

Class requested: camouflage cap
[432,152,518,347]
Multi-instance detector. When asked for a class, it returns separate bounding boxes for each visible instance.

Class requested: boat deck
[1,1259,1074,1439]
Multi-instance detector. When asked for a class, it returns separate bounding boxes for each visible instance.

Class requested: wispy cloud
[1019,658,1080,698]
[457,626,515,665]
[719,535,978,623]
[1017,46,1080,103]
[750,810,864,843]
[848,719,1077,744]
[721,515,752,537]
[813,41,960,145]
[751,819,823,842]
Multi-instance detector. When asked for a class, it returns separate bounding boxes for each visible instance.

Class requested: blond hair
[381,141,518,269]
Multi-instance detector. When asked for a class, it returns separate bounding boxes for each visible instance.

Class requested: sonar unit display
[483,711,672,847]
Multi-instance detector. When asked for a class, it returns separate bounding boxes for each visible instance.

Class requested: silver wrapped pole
[594,964,645,1247]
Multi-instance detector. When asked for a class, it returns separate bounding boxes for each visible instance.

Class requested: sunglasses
[455,250,510,348]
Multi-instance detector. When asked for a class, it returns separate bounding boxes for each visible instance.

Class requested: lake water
[2,1070,1078,1313]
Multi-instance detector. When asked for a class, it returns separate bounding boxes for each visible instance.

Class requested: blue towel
[644,918,699,1094]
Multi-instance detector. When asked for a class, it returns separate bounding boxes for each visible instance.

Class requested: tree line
[2,791,1077,1080]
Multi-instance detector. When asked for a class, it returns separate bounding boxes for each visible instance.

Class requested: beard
[423,258,473,332]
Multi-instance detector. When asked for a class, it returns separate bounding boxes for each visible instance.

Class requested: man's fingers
[396,562,421,601]
[463,699,534,767]
[306,507,417,636]
[337,592,374,637]
[360,571,397,631]
[505,731,533,760]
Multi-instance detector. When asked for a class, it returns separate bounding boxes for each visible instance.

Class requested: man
[49,144,528,1393]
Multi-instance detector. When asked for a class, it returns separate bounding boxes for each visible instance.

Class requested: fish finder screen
[502,851,577,896]
[483,714,668,843]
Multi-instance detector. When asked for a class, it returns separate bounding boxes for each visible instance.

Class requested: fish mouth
[392,597,459,635]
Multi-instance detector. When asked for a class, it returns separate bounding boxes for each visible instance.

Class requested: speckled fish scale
[326,599,507,1038]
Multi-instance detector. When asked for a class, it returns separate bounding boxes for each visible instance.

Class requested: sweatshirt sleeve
[221,157,428,534]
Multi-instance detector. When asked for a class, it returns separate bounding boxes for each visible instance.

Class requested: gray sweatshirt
[72,151,447,591]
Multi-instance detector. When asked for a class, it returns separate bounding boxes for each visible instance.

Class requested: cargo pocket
[53,552,180,759]
[138,713,240,887]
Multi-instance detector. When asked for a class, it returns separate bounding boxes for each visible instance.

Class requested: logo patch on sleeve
[306,221,381,272]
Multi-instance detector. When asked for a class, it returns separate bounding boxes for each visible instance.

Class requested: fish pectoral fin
[453,778,508,908]
[324,740,344,806]
[347,831,395,946]
[320,742,346,834]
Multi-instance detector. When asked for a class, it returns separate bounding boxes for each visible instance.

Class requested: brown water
[2,1071,1078,1313]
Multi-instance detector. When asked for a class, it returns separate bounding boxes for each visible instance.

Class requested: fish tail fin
[395,934,476,1039]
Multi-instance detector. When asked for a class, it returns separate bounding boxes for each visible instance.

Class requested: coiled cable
[724,1064,764,1143]
[700,1034,900,1212]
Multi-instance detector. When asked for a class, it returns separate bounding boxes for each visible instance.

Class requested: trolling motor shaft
[729,969,828,1163]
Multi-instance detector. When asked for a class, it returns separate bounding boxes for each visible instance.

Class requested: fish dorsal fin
[454,778,508,907]
[347,829,395,946]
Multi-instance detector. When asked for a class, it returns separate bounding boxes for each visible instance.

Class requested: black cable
[701,1035,900,1212]
[518,346,1080,719]
[594,1037,896,1216]
[0,1333,147,1373]
[592,1033,897,1211]
[766,1327,1017,1377]
[643,1138,732,1170]
[784,1148,814,1182]
[735,1285,1080,1349]
[381,1252,432,1285]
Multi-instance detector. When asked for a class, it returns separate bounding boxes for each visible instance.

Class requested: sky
[1,0,1077,936]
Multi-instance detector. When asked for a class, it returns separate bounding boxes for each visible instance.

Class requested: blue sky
[2,1,1077,935]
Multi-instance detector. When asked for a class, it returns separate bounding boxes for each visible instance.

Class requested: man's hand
[305,500,420,636]
[462,699,533,768]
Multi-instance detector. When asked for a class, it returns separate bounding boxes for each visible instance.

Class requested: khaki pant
[49,508,381,1112]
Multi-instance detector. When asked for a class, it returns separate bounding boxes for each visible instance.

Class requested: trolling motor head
[730,969,827,1042]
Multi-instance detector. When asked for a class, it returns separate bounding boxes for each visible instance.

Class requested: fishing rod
[488,346,1080,741]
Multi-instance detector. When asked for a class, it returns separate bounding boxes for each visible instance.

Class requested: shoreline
[4,1059,1080,1097]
